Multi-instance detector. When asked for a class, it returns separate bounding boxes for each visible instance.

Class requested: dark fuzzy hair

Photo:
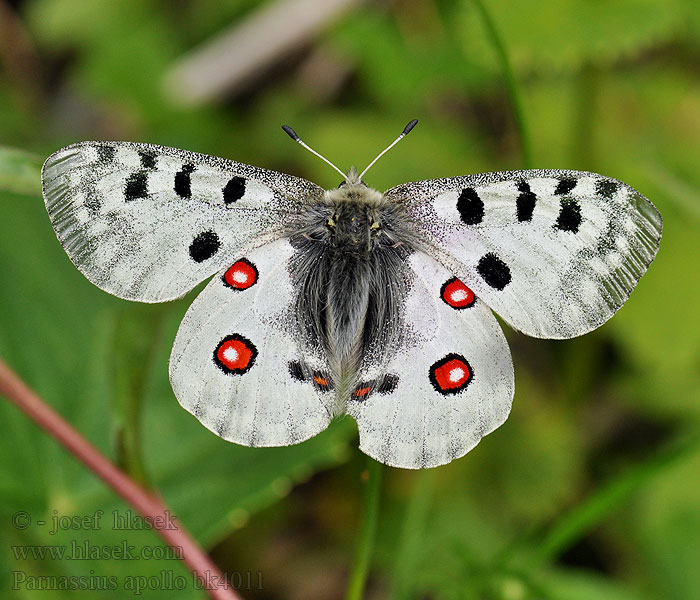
[285,186,419,404]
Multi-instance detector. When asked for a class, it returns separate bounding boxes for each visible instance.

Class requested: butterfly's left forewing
[42,141,323,302]
[386,170,662,339]
[169,239,334,446]
[347,251,514,469]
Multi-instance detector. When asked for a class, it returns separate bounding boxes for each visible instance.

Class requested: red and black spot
[440,277,476,309]
[351,374,399,401]
[352,384,373,400]
[222,259,258,290]
[213,334,257,375]
[429,354,473,395]
[311,371,332,392]
[287,361,333,392]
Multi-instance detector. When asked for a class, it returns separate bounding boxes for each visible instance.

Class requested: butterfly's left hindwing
[169,239,334,446]
[386,170,662,339]
[42,141,323,302]
[347,251,514,469]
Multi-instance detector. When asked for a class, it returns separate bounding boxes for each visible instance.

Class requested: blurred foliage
[1,0,699,599]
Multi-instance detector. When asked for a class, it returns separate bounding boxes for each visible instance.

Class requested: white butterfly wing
[346,251,514,469]
[169,239,334,446]
[386,170,662,339]
[42,141,323,302]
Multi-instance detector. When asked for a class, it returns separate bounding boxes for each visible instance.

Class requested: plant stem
[472,0,533,169]
[345,457,383,600]
[0,357,241,600]
[390,469,437,600]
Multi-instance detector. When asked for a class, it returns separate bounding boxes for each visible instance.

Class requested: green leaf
[0,146,42,196]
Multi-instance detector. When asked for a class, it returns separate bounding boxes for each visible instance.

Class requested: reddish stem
[0,357,242,600]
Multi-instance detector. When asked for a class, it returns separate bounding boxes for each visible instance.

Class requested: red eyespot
[214,334,257,374]
[311,371,332,391]
[353,386,372,398]
[440,277,475,309]
[223,259,258,290]
[429,354,473,395]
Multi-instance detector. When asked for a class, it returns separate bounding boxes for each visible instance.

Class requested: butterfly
[41,120,662,469]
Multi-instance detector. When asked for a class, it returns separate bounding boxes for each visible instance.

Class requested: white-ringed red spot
[440,277,475,309]
[223,258,258,290]
[213,334,257,375]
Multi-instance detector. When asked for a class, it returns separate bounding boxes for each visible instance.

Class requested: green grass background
[1,1,699,598]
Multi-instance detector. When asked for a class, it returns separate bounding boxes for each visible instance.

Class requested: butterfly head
[339,166,366,188]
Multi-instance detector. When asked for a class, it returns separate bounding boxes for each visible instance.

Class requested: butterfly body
[286,174,416,406]
[42,137,662,468]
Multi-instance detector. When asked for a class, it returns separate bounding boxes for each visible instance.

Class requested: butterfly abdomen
[288,188,416,403]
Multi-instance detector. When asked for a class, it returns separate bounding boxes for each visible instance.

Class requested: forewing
[346,251,514,469]
[42,141,323,302]
[386,170,662,338]
[169,239,334,447]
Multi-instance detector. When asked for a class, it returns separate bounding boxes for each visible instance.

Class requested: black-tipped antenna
[281,124,345,178]
[359,119,418,180]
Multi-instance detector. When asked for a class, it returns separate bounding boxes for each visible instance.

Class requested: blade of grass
[389,468,438,600]
[345,457,383,600]
[503,431,700,569]
[471,0,533,169]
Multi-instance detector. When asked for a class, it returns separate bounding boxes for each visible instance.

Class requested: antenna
[359,119,418,180]
[281,125,346,179]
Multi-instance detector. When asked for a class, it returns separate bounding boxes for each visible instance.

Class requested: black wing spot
[516,180,537,222]
[477,253,511,290]
[555,177,577,195]
[223,176,246,204]
[139,151,157,169]
[189,230,221,262]
[175,163,195,199]
[376,374,399,394]
[596,179,619,199]
[457,187,484,225]
[288,360,306,382]
[124,171,148,201]
[97,145,115,163]
[517,180,531,193]
[555,199,582,233]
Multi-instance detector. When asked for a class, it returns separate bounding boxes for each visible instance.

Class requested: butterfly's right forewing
[42,141,323,302]
[386,170,662,339]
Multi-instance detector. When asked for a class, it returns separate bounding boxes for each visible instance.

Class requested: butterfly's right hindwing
[347,251,514,469]
[42,141,323,302]
[169,239,334,447]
